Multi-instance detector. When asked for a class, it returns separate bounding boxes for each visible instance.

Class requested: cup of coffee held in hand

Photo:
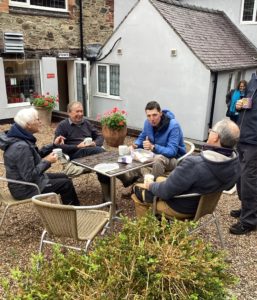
[52,148,63,159]
[144,174,154,185]
[84,137,93,146]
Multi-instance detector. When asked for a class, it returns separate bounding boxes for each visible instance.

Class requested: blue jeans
[237,143,257,226]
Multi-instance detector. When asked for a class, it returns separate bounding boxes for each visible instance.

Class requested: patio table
[72,151,153,223]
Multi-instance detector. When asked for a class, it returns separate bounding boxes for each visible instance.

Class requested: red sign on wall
[47,73,55,79]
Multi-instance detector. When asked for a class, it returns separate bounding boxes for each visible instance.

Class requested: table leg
[110,176,116,225]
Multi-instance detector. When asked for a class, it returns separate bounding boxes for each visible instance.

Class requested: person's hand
[131,143,138,149]
[86,141,96,147]
[236,100,243,111]
[143,136,153,151]
[54,135,65,145]
[145,182,151,190]
[77,141,86,148]
[43,152,58,164]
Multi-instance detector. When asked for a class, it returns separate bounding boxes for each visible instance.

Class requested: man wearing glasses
[133,119,240,221]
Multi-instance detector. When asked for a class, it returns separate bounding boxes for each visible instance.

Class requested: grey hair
[67,101,83,112]
[14,107,39,129]
[212,119,240,148]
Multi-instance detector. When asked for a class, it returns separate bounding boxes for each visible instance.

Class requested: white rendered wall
[181,0,257,48]
[114,0,138,29]
[92,0,212,141]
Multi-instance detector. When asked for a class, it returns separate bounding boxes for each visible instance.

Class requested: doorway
[57,60,69,112]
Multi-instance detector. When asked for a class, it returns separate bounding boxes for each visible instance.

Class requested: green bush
[2,214,237,299]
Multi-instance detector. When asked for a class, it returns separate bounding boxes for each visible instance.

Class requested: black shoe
[230,209,241,218]
[229,221,256,235]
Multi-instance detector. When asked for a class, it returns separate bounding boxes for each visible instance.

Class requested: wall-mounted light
[117,48,123,55]
[171,49,177,57]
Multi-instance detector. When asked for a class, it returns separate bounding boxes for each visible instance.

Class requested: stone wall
[0,0,114,54]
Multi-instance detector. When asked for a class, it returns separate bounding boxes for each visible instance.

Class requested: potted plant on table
[97,107,127,147]
[31,93,58,126]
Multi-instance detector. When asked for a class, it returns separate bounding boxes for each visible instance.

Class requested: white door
[74,60,90,117]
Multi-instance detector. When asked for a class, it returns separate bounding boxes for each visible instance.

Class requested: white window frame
[241,0,257,24]
[96,64,120,99]
[9,0,68,12]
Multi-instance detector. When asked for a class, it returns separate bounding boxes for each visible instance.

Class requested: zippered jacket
[135,110,186,158]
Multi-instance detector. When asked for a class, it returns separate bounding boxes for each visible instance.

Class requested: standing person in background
[132,101,186,179]
[226,80,247,123]
[229,74,257,235]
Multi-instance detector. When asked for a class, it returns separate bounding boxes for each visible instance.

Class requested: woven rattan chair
[0,161,40,230]
[153,191,224,248]
[32,193,112,253]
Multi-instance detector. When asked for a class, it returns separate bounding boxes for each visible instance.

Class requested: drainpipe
[209,72,218,128]
[79,0,84,60]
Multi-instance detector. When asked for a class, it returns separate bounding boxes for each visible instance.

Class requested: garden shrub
[2,214,237,299]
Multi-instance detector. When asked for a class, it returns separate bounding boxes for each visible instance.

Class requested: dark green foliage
[2,214,237,299]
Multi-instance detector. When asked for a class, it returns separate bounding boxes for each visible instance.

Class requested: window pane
[98,66,107,93]
[30,0,65,9]
[242,0,254,21]
[4,60,41,104]
[110,65,120,96]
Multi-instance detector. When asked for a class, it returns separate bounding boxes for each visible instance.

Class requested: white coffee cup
[118,145,130,156]
[144,174,154,185]
[84,137,92,145]
[53,148,63,159]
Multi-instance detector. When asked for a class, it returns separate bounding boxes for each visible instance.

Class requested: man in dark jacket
[133,101,186,179]
[0,107,80,205]
[54,101,105,160]
[229,73,257,235]
[133,119,240,219]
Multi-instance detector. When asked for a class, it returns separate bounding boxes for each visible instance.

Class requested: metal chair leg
[213,212,225,248]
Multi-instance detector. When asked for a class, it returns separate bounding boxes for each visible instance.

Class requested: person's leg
[43,173,80,206]
[151,155,177,179]
[230,144,257,234]
[70,146,105,160]
[97,173,111,202]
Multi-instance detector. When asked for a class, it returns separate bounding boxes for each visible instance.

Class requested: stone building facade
[0,0,114,119]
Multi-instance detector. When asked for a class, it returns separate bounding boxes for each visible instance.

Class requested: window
[4,60,41,104]
[97,64,120,97]
[9,0,67,12]
[242,0,257,22]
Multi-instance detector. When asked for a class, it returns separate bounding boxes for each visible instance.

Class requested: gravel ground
[0,123,256,299]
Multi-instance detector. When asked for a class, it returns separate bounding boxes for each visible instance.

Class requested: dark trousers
[69,146,110,185]
[69,146,105,160]
[237,143,257,226]
[42,173,80,206]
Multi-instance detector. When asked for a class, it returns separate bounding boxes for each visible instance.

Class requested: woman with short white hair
[0,107,80,205]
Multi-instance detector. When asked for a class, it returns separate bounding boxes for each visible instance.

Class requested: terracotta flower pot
[34,106,52,126]
[102,125,127,147]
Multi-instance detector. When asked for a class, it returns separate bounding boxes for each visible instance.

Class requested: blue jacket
[135,110,186,158]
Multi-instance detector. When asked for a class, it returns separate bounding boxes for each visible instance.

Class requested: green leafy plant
[97,107,127,130]
[31,93,58,110]
[2,214,237,299]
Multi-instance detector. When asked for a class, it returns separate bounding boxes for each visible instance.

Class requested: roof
[150,0,257,71]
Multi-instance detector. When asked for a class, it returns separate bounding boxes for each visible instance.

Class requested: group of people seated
[0,98,254,235]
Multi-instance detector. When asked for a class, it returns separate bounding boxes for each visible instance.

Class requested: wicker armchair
[32,193,112,253]
[152,191,224,248]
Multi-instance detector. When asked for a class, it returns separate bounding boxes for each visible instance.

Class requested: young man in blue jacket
[133,101,186,179]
